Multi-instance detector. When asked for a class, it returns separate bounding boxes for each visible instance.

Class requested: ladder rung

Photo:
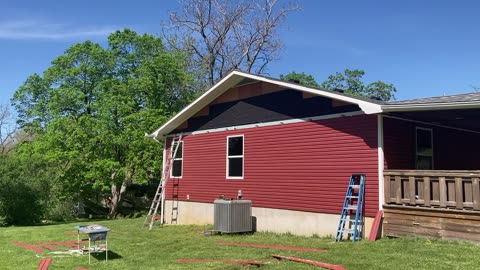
[350,185,360,189]
[347,196,358,198]
[344,205,358,210]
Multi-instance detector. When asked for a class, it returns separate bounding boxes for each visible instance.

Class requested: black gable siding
[175,89,360,133]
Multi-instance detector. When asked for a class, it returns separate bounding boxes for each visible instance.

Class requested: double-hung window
[227,135,244,179]
[415,127,433,170]
[171,141,183,177]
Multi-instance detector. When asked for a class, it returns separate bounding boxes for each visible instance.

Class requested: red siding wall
[384,117,480,170]
[166,114,379,217]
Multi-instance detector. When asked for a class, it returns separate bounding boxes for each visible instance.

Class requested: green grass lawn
[1,217,480,269]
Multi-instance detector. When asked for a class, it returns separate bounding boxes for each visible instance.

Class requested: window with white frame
[227,135,244,178]
[171,141,183,177]
[415,127,433,170]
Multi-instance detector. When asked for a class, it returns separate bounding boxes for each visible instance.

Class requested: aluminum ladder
[335,174,366,242]
[143,134,183,230]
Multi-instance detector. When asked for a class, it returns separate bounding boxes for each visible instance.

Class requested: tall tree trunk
[109,180,127,218]
[108,169,133,218]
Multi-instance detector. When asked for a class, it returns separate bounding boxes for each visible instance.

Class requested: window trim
[415,127,434,170]
[226,135,244,179]
[170,141,183,178]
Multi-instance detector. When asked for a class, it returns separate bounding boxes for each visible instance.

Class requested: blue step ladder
[335,174,366,242]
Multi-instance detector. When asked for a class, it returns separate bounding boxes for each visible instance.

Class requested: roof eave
[382,102,480,112]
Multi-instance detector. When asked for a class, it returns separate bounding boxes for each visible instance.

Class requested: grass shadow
[90,250,123,261]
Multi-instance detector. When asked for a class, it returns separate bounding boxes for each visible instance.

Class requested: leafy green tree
[365,81,397,102]
[280,69,397,101]
[322,69,397,101]
[12,29,194,218]
[279,72,320,88]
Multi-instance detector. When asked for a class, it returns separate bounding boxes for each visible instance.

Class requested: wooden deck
[384,170,480,210]
[383,170,480,241]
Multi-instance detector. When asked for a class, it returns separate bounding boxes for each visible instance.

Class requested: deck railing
[384,170,480,211]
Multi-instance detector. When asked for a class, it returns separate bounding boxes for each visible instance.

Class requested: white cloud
[0,19,117,40]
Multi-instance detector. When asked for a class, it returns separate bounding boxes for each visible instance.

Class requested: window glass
[172,142,183,158]
[416,156,432,170]
[171,160,182,177]
[228,158,243,177]
[227,136,243,178]
[228,137,243,156]
[416,128,433,170]
[416,129,432,156]
[171,141,183,177]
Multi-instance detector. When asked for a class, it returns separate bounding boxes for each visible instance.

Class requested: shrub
[0,157,47,226]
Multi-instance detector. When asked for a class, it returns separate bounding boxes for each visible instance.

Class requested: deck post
[377,115,384,210]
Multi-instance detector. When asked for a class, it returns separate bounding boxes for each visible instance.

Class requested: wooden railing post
[409,176,416,205]
[384,175,391,204]
[395,176,401,204]
[455,177,463,210]
[473,178,480,210]
[439,177,447,208]
[424,176,430,207]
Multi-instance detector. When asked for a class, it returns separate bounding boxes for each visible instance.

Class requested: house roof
[147,70,383,138]
[383,92,480,112]
[147,70,480,138]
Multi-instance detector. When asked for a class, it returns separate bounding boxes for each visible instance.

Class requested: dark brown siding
[167,115,379,217]
[383,117,480,170]
[175,89,360,133]
[383,117,415,169]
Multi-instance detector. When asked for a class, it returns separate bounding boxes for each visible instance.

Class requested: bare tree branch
[167,0,300,86]
[0,105,18,155]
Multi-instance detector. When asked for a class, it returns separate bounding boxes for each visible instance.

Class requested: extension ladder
[335,174,366,242]
[143,134,183,230]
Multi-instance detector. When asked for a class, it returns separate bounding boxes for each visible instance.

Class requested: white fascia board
[237,72,383,114]
[146,72,244,138]
[147,70,383,138]
[382,102,480,112]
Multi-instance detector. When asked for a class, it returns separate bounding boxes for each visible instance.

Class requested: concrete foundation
[165,200,374,238]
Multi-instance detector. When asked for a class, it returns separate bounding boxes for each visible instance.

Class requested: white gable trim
[147,70,382,138]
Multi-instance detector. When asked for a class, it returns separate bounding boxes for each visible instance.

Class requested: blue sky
[1,0,480,112]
